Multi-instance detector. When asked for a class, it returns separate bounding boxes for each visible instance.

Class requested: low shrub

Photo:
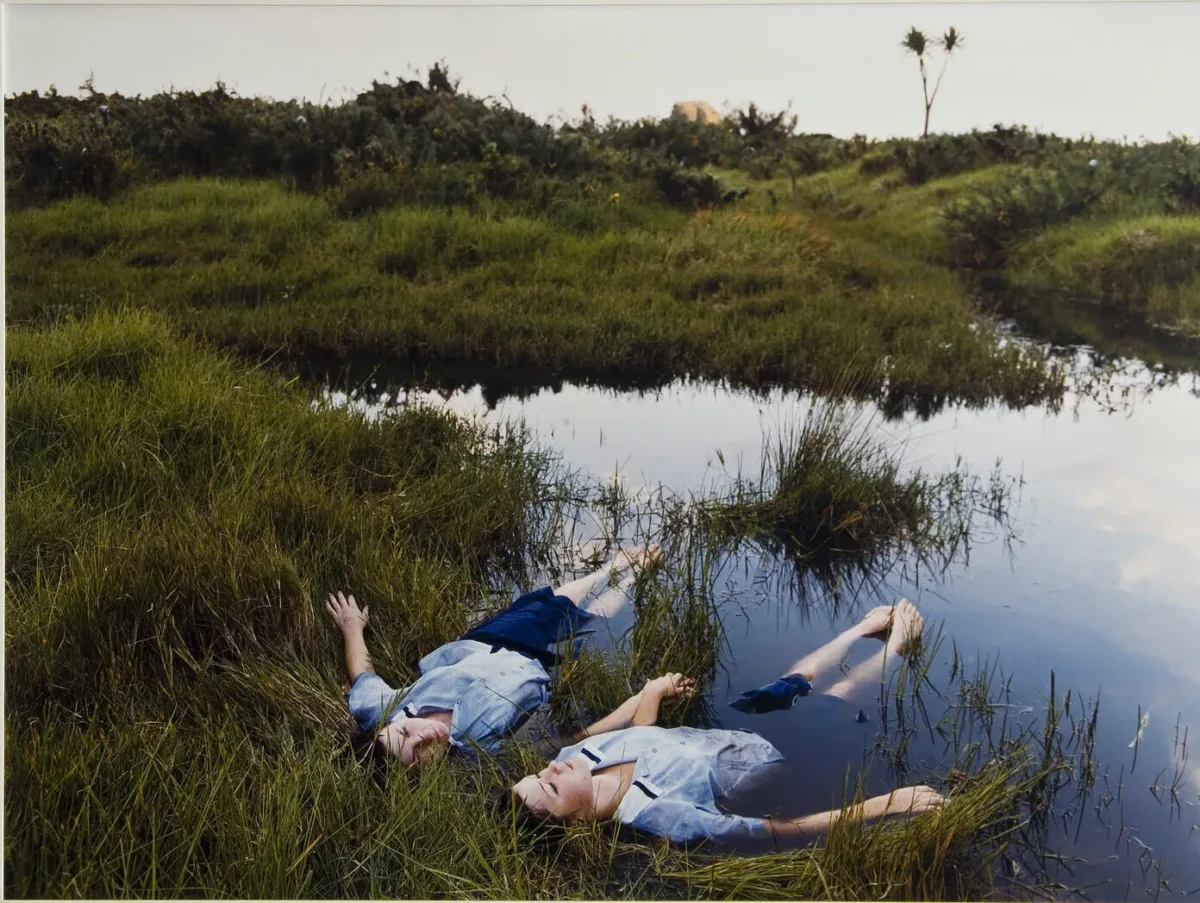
[939,159,1110,268]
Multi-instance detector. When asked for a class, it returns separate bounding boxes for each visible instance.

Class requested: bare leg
[785,605,896,692]
[579,570,638,619]
[553,544,660,606]
[825,600,923,702]
[553,567,615,606]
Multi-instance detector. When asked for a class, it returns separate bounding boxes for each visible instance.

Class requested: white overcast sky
[3,1,1198,141]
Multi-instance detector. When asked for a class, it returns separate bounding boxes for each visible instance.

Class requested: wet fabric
[555,726,785,844]
[462,585,597,669]
[722,693,879,828]
[729,673,813,713]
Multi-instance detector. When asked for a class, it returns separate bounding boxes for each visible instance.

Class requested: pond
[326,354,1200,897]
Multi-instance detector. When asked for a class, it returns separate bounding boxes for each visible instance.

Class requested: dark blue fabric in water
[461,585,596,669]
[729,674,813,714]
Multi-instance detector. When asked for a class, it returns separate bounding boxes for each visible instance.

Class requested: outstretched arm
[325,591,374,682]
[567,691,644,743]
[764,785,945,844]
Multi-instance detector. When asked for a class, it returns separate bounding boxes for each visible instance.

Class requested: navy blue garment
[729,673,813,714]
[461,585,596,669]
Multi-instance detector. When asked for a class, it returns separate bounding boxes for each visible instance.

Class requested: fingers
[420,722,449,743]
[674,675,698,696]
[325,591,367,624]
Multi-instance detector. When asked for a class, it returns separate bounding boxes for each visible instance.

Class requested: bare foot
[886,599,924,657]
[855,605,895,642]
[617,543,662,570]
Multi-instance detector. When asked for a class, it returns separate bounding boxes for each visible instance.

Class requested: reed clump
[696,399,1014,585]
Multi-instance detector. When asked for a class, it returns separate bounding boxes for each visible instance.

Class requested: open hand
[325,591,369,633]
[645,672,697,701]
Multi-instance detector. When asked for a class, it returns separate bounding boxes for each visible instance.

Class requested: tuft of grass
[656,751,1046,900]
[695,398,1017,595]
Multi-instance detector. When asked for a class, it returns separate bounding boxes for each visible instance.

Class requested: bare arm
[567,673,698,743]
[567,691,644,743]
[325,591,374,682]
[632,673,696,727]
[765,786,945,844]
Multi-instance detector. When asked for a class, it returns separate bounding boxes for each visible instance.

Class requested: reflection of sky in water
[329,374,1200,889]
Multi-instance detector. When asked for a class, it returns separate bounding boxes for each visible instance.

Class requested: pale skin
[325,544,663,766]
[512,600,944,845]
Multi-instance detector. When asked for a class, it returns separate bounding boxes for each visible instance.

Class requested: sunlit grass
[6,177,1063,410]
[1009,214,1200,334]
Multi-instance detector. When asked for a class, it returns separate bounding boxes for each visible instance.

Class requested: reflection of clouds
[1055,437,1200,596]
[1119,545,1173,587]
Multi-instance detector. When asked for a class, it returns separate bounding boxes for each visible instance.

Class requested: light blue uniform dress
[348,639,550,754]
[554,726,786,844]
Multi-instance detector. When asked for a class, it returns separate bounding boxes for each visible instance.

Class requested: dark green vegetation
[5,67,1190,899]
[9,68,1198,407]
[778,134,1200,339]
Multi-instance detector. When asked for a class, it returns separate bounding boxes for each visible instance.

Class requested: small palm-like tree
[902,26,964,138]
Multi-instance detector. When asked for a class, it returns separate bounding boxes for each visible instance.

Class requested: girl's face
[378,717,450,766]
[512,756,594,820]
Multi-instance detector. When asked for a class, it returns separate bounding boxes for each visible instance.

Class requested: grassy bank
[774,144,1200,341]
[6,178,1061,411]
[1007,215,1200,334]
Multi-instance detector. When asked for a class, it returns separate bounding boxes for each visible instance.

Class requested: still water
[329,361,1200,896]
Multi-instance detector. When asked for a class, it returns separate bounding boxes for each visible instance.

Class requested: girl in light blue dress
[510,600,944,847]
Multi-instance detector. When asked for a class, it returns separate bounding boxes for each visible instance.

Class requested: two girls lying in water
[328,549,944,847]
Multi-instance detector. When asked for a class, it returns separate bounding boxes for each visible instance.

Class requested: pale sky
[3,1,1199,141]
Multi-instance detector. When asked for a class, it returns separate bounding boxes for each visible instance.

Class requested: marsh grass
[4,307,565,712]
[751,144,1200,344]
[4,308,1147,900]
[693,397,1018,604]
[6,177,1063,411]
